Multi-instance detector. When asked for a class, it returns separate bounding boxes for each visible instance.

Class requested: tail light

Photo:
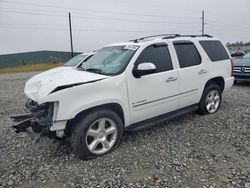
[230,58,234,77]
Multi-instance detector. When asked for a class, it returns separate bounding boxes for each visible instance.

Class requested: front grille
[233,66,250,73]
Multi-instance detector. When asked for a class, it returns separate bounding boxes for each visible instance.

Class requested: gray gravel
[0,72,249,188]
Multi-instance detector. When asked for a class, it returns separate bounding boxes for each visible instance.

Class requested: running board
[125,104,198,132]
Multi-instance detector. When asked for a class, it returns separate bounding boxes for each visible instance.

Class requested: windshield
[81,45,139,75]
[64,54,89,67]
[243,52,250,59]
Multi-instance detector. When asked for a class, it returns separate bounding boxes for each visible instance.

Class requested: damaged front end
[10,99,56,139]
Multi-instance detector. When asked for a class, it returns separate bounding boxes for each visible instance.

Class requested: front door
[126,43,180,124]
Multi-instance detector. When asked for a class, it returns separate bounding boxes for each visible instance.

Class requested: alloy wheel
[86,118,118,154]
[205,90,221,113]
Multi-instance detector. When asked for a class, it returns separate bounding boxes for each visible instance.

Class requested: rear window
[174,42,201,68]
[199,40,229,62]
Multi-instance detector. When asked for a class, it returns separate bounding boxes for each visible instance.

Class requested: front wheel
[198,84,222,115]
[70,109,123,159]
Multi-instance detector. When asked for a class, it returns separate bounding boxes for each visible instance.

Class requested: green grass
[0,63,64,74]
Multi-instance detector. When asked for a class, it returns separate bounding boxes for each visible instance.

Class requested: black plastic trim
[126,104,198,132]
[173,40,194,45]
[153,43,168,47]
[50,78,105,94]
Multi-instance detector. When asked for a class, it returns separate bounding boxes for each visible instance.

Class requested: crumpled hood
[234,59,250,66]
[24,68,109,101]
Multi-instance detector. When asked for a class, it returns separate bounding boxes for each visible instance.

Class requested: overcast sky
[0,0,249,55]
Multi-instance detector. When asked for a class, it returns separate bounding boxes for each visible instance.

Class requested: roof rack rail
[129,34,213,43]
[162,34,213,39]
[129,34,180,43]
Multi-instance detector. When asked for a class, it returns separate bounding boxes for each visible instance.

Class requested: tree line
[226,42,250,47]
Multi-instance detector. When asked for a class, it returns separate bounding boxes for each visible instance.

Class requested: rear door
[126,43,180,124]
[173,40,208,108]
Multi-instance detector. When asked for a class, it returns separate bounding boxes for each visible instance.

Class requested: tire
[198,84,222,115]
[234,80,237,85]
[70,109,123,159]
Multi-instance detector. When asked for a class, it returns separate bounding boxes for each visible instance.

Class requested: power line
[4,10,249,34]
[0,23,199,33]
[73,14,200,25]
[208,24,249,33]
[1,23,68,27]
[75,28,198,33]
[2,1,248,41]
[1,0,199,20]
[3,1,249,31]
[2,7,64,15]
[3,25,248,40]
[106,0,201,12]
[207,31,250,39]
[0,10,66,18]
[0,26,67,31]
[0,26,197,33]
[206,19,250,31]
[0,10,201,25]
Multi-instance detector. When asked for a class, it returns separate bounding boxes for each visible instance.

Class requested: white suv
[12,34,234,159]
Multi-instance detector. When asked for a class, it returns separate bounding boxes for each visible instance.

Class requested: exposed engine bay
[11,99,55,138]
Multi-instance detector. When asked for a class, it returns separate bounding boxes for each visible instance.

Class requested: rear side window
[174,42,201,68]
[135,45,173,72]
[199,40,229,62]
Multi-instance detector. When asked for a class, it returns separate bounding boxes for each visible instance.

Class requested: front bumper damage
[10,100,56,139]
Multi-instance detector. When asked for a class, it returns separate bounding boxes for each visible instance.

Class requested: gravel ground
[0,72,249,188]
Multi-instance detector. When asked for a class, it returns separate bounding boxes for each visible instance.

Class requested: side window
[174,42,201,68]
[135,45,173,73]
[199,40,229,62]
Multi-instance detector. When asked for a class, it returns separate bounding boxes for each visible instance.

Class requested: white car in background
[35,53,94,78]
[64,53,94,67]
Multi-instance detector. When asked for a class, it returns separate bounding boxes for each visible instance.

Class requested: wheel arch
[65,103,125,136]
[204,77,225,92]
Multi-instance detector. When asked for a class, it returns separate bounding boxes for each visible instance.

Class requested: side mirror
[133,62,156,78]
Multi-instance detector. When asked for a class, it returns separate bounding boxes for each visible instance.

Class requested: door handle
[166,76,177,82]
[198,69,208,74]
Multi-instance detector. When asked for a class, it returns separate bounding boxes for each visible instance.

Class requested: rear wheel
[198,84,222,115]
[70,109,123,159]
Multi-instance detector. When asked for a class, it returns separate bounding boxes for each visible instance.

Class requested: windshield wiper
[77,66,86,71]
[85,68,103,74]
[77,67,107,75]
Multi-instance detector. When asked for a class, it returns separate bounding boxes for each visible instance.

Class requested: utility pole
[68,12,74,58]
[201,10,205,36]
